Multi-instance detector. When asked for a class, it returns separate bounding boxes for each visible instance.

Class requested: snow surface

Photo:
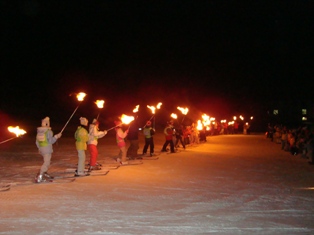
[1,132,314,235]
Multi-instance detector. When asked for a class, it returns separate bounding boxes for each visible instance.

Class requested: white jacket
[88,124,107,145]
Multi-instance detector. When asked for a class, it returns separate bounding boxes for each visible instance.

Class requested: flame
[177,106,189,115]
[250,116,254,120]
[197,120,203,130]
[8,126,26,137]
[171,113,178,119]
[95,100,105,109]
[76,92,86,101]
[233,116,237,120]
[120,114,134,125]
[133,105,139,113]
[147,105,156,114]
[202,114,210,126]
[239,115,244,120]
[147,102,162,114]
[156,102,162,109]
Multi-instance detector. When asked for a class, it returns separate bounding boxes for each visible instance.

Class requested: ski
[54,170,109,179]
[8,178,76,187]
[139,156,159,160]
[119,160,143,166]
[0,184,10,192]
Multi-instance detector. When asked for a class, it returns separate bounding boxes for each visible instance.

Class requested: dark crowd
[266,123,314,164]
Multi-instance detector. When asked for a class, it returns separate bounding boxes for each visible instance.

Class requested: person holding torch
[74,117,90,177]
[87,119,107,171]
[114,120,129,165]
[35,117,62,183]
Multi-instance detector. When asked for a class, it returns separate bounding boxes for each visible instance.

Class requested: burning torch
[177,106,189,124]
[60,92,86,133]
[147,102,162,129]
[95,100,105,120]
[106,114,135,132]
[0,126,27,145]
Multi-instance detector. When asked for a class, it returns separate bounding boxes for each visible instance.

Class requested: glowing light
[147,105,156,114]
[177,106,189,115]
[8,126,26,137]
[156,102,162,109]
[197,120,203,130]
[120,114,134,124]
[171,113,178,119]
[76,92,86,101]
[133,105,140,113]
[95,100,105,109]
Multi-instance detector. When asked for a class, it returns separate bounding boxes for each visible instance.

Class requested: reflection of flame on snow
[296,187,314,190]
[8,126,27,137]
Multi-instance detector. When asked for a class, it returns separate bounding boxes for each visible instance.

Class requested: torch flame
[171,113,178,119]
[8,126,26,137]
[177,106,189,115]
[202,114,210,126]
[133,105,139,113]
[197,120,203,130]
[147,105,156,114]
[77,92,86,101]
[156,102,162,109]
[95,100,105,109]
[120,114,134,125]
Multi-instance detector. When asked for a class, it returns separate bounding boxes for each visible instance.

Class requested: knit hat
[80,117,88,126]
[41,117,50,127]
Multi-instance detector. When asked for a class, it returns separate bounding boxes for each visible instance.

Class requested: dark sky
[1,0,314,128]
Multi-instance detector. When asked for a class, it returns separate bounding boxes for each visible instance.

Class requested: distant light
[302,117,307,121]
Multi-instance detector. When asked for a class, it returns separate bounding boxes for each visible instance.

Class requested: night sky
[1,1,314,130]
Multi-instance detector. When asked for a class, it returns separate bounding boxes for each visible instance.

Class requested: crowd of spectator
[266,123,314,164]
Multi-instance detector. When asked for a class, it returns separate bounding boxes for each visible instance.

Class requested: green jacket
[75,126,89,150]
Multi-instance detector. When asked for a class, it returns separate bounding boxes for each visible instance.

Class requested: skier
[74,117,90,177]
[142,120,156,156]
[174,124,186,149]
[161,121,175,153]
[126,117,140,160]
[35,117,62,183]
[87,119,107,171]
[114,120,129,165]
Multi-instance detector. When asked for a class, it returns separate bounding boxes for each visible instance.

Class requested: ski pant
[127,139,139,158]
[162,140,175,153]
[88,144,98,167]
[175,136,185,148]
[143,137,154,154]
[77,149,86,174]
[40,153,52,174]
[118,146,127,162]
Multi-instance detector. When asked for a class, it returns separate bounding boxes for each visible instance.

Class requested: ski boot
[34,173,46,183]
[74,170,90,177]
[88,165,101,172]
[43,172,54,180]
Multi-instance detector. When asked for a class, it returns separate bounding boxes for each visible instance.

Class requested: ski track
[1,134,314,234]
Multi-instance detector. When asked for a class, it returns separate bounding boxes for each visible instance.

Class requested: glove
[54,133,62,139]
